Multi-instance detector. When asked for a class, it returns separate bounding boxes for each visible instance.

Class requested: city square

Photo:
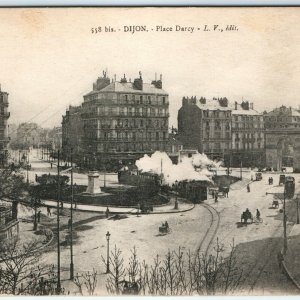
[0,6,300,297]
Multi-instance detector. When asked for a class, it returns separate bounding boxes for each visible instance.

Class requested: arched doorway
[277,137,294,171]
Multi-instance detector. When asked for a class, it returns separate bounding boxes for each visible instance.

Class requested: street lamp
[56,150,61,293]
[174,180,178,209]
[70,151,74,280]
[26,164,29,186]
[283,186,287,254]
[106,231,111,273]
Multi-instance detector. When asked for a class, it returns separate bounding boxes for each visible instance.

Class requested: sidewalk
[230,178,252,190]
[42,196,194,215]
[282,224,300,290]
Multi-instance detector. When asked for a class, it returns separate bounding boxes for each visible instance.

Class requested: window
[140,95,143,104]
[163,132,166,140]
[125,95,128,102]
[162,97,166,104]
[140,120,144,127]
[156,132,159,140]
[148,96,151,104]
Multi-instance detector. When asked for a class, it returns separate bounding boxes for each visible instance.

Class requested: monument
[86,171,102,194]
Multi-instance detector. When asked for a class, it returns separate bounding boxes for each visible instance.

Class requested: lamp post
[240,156,243,180]
[283,186,287,254]
[70,151,74,280]
[174,180,178,209]
[26,164,29,186]
[296,197,299,225]
[56,150,61,293]
[106,231,111,273]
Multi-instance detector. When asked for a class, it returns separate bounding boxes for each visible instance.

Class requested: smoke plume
[135,151,222,185]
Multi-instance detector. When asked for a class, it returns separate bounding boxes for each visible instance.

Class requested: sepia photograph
[0,6,300,296]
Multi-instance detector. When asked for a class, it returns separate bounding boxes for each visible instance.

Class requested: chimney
[151,73,162,89]
[133,71,143,90]
[94,71,111,91]
[182,96,188,106]
[120,74,127,83]
[250,102,254,110]
[234,101,237,110]
[200,97,206,104]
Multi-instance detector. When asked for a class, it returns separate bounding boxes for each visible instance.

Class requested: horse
[272,200,279,208]
[241,210,253,224]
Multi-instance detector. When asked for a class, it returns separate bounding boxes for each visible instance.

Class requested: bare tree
[102,245,126,295]
[103,241,244,296]
[0,239,57,295]
[73,269,98,296]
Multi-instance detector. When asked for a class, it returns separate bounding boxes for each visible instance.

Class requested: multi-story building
[0,204,19,241]
[62,71,169,170]
[61,105,84,162]
[231,101,265,167]
[14,123,41,149]
[0,86,10,166]
[178,97,265,167]
[264,106,300,171]
[178,97,232,161]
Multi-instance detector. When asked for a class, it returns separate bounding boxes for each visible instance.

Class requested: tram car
[285,176,295,199]
[177,180,208,203]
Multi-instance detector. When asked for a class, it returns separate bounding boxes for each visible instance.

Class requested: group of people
[244,208,261,220]
[268,177,274,185]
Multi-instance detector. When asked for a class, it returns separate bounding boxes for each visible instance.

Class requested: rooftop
[85,81,168,96]
[265,106,300,117]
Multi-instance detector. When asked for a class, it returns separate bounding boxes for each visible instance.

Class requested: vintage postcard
[0,6,300,296]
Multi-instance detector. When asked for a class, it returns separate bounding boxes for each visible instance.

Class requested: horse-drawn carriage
[272,200,279,208]
[240,209,263,224]
[159,222,170,234]
[241,209,253,224]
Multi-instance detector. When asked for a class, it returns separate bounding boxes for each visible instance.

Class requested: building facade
[178,97,232,161]
[0,204,19,241]
[178,97,265,167]
[231,101,265,167]
[264,106,300,171]
[0,86,10,166]
[62,105,84,162]
[62,71,169,170]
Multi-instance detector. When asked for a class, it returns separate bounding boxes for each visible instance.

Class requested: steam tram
[176,180,208,203]
[118,170,208,203]
[285,176,295,199]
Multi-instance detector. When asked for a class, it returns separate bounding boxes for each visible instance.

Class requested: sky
[0,7,300,129]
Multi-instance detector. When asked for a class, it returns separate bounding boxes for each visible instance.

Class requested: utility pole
[297,197,299,225]
[283,186,287,254]
[70,151,74,280]
[56,150,61,293]
[240,158,243,179]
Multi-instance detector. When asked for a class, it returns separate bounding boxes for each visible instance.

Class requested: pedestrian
[165,221,169,229]
[256,209,260,220]
[106,207,110,218]
[50,162,53,169]
[68,218,72,228]
[60,201,63,209]
[277,251,284,269]
[37,210,41,223]
[47,206,51,217]
[247,184,250,193]
[214,192,218,203]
